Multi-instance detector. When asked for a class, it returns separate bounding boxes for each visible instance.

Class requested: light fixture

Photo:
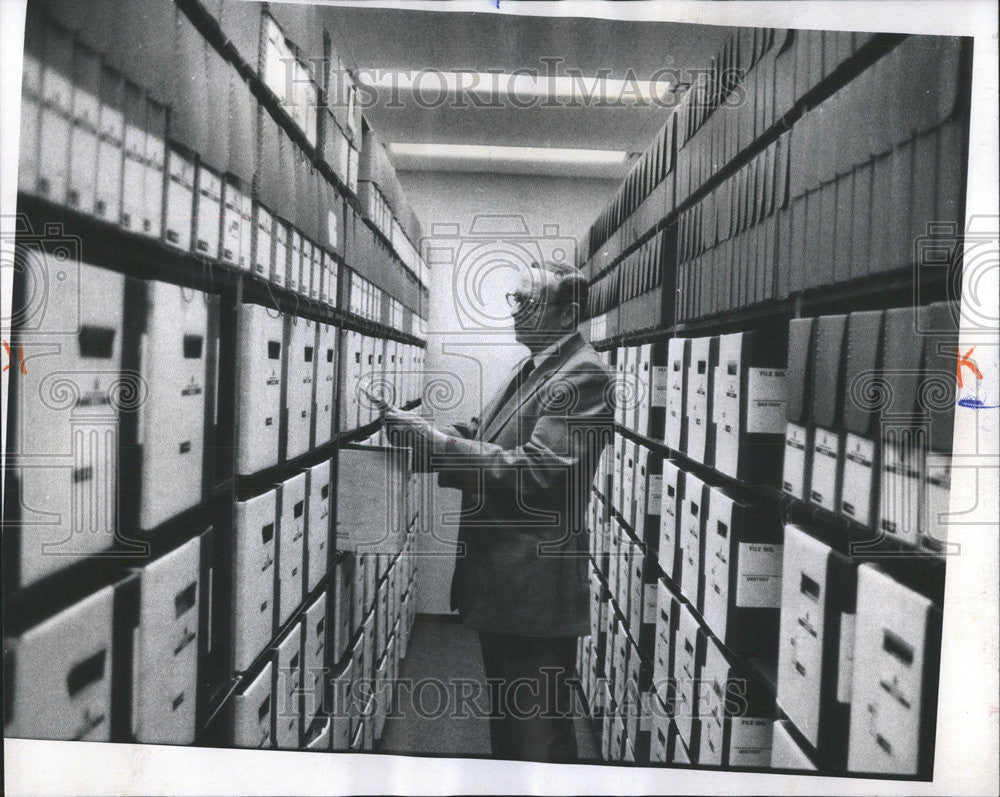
[389,142,628,165]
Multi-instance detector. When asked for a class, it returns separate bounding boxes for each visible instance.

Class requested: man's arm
[393,416,479,472]
[434,366,612,494]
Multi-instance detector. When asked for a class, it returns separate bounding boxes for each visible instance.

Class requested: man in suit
[384,260,614,761]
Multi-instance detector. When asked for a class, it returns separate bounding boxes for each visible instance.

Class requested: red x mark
[957,346,983,389]
[2,340,27,374]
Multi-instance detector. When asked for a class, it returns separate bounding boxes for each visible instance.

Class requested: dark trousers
[477,631,579,762]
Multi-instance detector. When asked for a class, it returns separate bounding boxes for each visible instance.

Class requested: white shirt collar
[531,331,577,370]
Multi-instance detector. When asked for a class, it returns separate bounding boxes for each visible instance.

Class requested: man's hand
[383,406,450,452]
[383,406,431,436]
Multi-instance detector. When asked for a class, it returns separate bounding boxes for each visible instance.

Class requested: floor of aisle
[378,616,600,760]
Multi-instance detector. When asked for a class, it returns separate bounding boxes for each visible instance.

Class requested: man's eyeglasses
[505,291,542,315]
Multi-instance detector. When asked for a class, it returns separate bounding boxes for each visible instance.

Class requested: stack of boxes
[577,27,964,778]
[5,0,430,751]
[581,311,953,773]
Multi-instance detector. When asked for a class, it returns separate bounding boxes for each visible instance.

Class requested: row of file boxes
[674,27,788,203]
[213,0,366,224]
[599,608,649,762]
[648,577,776,767]
[591,29,789,282]
[228,594,329,750]
[5,529,213,744]
[340,330,426,432]
[581,569,784,769]
[331,603,411,752]
[581,25,872,266]
[776,524,942,775]
[578,634,606,719]
[673,29,880,208]
[578,598,695,767]
[589,507,659,651]
[601,436,664,548]
[585,29,863,263]
[19,2,426,320]
[587,229,674,340]
[583,561,768,768]
[342,212,429,321]
[355,121,425,275]
[589,381,944,773]
[665,331,788,484]
[231,524,419,751]
[581,549,656,762]
[583,33,967,327]
[263,6,424,304]
[19,6,333,283]
[658,461,783,657]
[675,133,788,321]
[338,533,420,669]
[586,102,676,261]
[359,181,396,251]
[780,36,965,294]
[261,11,320,150]
[7,262,215,587]
[610,343,668,438]
[345,268,385,324]
[325,569,418,751]
[231,463,332,673]
[235,305,337,474]
[20,4,166,231]
[391,221,429,289]
[610,522,943,773]
[782,304,957,548]
[357,119,425,251]
[676,37,966,321]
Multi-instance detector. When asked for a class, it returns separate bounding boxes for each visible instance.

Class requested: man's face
[508,271,565,345]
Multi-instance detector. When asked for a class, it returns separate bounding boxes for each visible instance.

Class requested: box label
[644,583,659,624]
[328,210,338,248]
[647,474,663,513]
[747,368,788,433]
[735,543,783,607]
[728,716,774,767]
[640,691,653,731]
[837,612,855,704]
[651,365,669,406]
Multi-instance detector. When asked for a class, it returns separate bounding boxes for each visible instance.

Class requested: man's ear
[561,302,580,330]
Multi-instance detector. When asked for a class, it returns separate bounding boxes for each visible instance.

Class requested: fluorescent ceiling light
[357,69,673,103]
[389,143,628,164]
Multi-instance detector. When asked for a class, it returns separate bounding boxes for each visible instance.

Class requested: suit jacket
[431,331,614,637]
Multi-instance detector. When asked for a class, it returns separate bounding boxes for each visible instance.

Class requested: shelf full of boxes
[4,0,431,753]
[578,29,969,775]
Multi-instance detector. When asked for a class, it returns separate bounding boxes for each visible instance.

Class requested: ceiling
[318,4,737,177]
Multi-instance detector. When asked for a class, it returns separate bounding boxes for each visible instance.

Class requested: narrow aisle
[378,617,599,760]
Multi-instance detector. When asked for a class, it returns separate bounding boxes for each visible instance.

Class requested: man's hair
[531,261,589,320]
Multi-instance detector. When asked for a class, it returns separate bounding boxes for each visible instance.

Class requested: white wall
[399,170,618,614]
